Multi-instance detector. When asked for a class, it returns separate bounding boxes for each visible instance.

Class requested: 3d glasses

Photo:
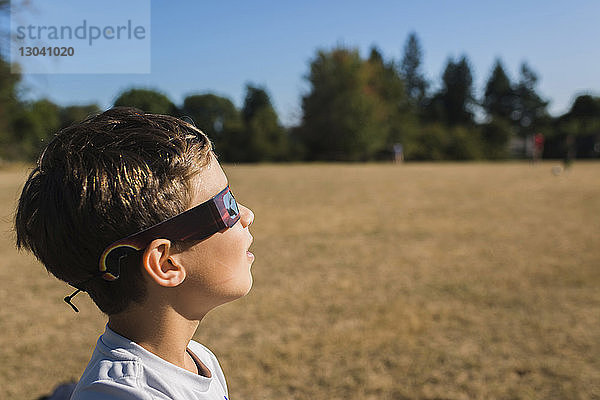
[98,185,241,281]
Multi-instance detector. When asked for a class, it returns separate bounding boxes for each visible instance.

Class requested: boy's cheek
[179,225,252,299]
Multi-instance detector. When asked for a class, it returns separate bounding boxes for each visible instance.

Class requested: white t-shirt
[70,326,229,400]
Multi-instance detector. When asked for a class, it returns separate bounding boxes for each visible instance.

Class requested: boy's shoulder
[71,326,228,400]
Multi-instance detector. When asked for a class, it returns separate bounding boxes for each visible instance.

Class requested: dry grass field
[0,161,598,400]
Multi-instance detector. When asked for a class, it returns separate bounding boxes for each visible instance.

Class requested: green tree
[513,63,549,137]
[10,99,61,160]
[405,123,483,161]
[400,32,428,109]
[483,59,515,121]
[442,55,475,125]
[419,56,485,160]
[367,45,414,159]
[241,84,288,162]
[569,94,600,119]
[480,118,512,159]
[181,93,244,160]
[404,123,449,160]
[425,56,476,127]
[59,104,101,128]
[113,88,178,115]
[182,93,241,138]
[0,56,22,158]
[299,47,392,161]
[368,47,384,64]
[551,94,600,159]
[481,59,515,158]
[445,125,484,160]
[242,85,272,123]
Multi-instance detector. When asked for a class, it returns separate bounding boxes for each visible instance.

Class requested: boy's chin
[228,273,254,300]
[215,272,254,304]
[241,274,254,297]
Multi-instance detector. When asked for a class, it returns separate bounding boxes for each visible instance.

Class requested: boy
[15,107,255,399]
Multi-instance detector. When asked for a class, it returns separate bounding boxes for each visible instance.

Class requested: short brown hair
[15,107,213,314]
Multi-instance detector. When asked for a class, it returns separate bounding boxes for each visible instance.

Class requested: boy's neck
[108,306,202,374]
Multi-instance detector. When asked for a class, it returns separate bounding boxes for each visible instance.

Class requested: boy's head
[14,107,254,316]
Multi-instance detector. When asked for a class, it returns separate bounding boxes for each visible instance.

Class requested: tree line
[1,32,599,162]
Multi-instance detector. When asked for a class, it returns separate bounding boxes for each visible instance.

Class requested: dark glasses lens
[223,190,239,218]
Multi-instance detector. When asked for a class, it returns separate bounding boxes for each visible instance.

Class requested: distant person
[393,143,404,163]
[15,108,256,399]
[533,132,544,163]
[563,134,576,169]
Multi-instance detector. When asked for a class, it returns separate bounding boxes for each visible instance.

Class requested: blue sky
[9,0,600,126]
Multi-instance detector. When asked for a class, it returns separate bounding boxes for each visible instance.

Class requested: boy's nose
[238,204,254,228]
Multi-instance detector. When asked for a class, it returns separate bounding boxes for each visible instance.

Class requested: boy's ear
[141,239,186,287]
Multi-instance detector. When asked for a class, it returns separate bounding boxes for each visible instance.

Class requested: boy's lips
[246,235,254,260]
